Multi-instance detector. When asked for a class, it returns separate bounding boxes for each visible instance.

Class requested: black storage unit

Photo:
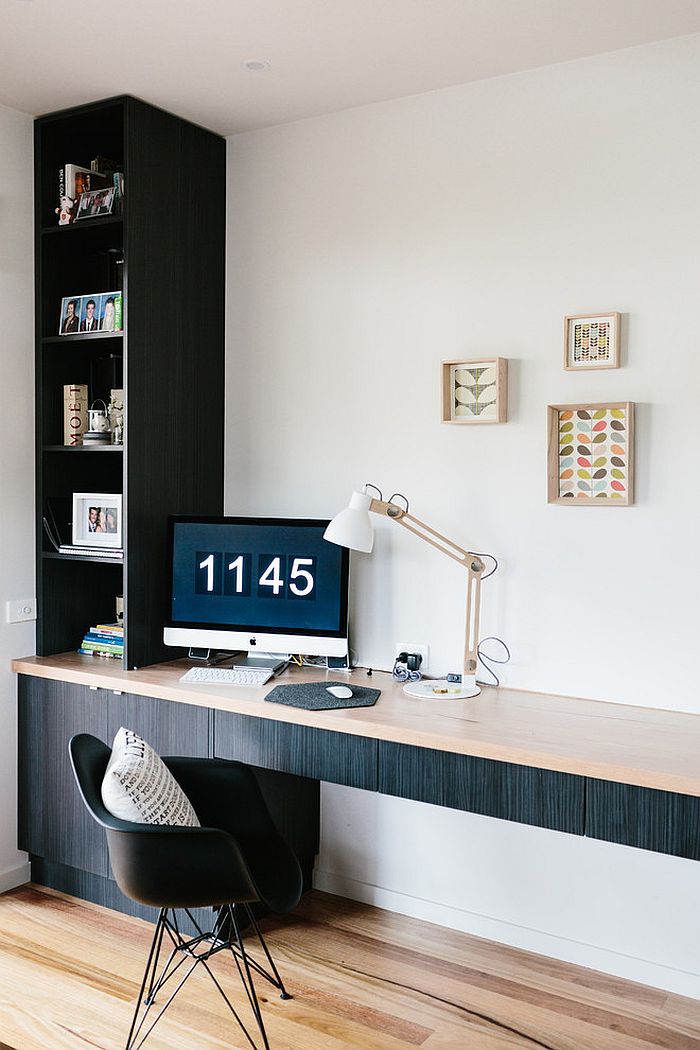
[35,96,225,668]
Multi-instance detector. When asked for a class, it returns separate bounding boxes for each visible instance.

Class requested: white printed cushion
[101,727,200,827]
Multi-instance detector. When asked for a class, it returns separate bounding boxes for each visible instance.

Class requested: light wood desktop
[12,651,700,796]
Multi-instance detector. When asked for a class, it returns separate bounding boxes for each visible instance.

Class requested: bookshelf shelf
[42,333,123,345]
[35,95,225,668]
[43,445,123,453]
[42,215,123,236]
[42,552,124,566]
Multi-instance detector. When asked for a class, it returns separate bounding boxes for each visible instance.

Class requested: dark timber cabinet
[18,675,322,913]
[35,96,225,668]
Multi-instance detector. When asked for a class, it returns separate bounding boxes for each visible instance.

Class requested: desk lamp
[324,484,486,698]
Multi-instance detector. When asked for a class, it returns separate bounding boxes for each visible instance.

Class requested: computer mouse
[326,685,353,699]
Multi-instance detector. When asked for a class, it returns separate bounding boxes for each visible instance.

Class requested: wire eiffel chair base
[125,903,291,1050]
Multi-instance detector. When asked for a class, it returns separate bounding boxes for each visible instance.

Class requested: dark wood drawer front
[18,676,110,877]
[586,779,700,860]
[379,742,585,834]
[107,692,211,759]
[214,712,378,790]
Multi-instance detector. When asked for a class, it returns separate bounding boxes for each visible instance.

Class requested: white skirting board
[0,861,31,895]
[313,868,700,1000]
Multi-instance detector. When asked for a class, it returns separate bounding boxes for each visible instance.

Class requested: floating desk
[12,653,700,919]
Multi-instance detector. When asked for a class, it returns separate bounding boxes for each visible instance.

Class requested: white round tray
[402,678,480,700]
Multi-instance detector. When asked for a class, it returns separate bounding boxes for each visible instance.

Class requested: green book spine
[114,294,123,331]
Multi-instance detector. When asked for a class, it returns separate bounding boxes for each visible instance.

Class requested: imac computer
[164,516,350,669]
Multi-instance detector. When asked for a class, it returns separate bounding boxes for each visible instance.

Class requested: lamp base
[403,678,480,700]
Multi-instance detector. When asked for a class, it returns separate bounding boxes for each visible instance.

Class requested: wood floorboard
[0,886,696,1050]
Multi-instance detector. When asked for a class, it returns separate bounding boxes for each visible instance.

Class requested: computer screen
[164,516,349,657]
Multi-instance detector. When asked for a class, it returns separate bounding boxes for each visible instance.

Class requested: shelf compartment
[38,555,123,658]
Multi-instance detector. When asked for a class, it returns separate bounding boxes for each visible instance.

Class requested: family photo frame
[72,492,123,548]
[59,291,123,335]
[75,185,116,221]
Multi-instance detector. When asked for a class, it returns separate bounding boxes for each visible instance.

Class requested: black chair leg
[243,904,293,1000]
[124,907,288,1050]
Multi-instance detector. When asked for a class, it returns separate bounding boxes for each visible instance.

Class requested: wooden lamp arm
[368,499,485,675]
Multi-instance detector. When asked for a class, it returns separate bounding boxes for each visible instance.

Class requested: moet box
[63,384,88,445]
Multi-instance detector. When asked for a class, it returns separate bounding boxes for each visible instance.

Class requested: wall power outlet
[6,598,37,623]
[395,641,429,671]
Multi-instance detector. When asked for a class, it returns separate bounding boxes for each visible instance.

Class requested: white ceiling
[2,0,700,135]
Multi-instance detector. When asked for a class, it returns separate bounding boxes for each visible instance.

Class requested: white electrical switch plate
[6,599,37,623]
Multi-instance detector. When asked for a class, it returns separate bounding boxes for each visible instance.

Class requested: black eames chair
[69,734,303,1050]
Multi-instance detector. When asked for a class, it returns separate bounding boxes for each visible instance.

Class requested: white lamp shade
[323,491,374,552]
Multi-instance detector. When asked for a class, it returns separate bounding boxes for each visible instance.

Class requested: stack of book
[78,623,124,660]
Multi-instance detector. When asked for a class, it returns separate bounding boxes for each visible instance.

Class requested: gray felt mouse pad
[264,681,381,710]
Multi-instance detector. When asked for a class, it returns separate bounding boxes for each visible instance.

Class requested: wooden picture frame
[441,358,507,424]
[563,312,620,371]
[547,403,634,505]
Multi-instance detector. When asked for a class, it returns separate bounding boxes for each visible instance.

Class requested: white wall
[226,35,700,997]
[0,103,34,891]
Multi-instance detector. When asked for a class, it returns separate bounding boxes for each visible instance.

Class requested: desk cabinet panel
[586,779,700,860]
[18,675,110,877]
[379,742,585,834]
[214,712,378,791]
[107,692,210,759]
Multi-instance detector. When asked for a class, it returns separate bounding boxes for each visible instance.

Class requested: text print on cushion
[101,727,200,826]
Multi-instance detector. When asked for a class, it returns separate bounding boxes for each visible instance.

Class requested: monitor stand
[233,652,290,675]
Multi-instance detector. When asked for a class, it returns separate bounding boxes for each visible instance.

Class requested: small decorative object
[115,595,124,624]
[108,388,124,445]
[55,194,76,225]
[72,493,123,548]
[441,358,507,424]
[75,185,116,221]
[547,402,634,505]
[564,312,620,370]
[63,383,88,445]
[88,399,110,434]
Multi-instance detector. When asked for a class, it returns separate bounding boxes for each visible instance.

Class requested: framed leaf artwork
[563,312,620,370]
[547,402,634,505]
[441,358,508,424]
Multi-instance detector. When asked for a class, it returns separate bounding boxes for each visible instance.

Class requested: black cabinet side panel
[124,98,225,668]
[379,741,585,835]
[214,712,378,791]
[585,778,700,860]
[18,676,110,877]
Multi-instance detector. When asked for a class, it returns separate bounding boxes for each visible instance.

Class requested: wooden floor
[0,886,697,1050]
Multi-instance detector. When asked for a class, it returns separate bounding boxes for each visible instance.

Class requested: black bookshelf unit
[35,96,225,668]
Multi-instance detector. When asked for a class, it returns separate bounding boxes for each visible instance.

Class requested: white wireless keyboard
[180,666,273,686]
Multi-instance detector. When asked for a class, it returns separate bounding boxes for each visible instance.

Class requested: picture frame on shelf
[75,185,116,221]
[563,312,620,370]
[547,402,634,505]
[441,357,507,424]
[58,291,124,335]
[59,296,80,334]
[72,492,123,548]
